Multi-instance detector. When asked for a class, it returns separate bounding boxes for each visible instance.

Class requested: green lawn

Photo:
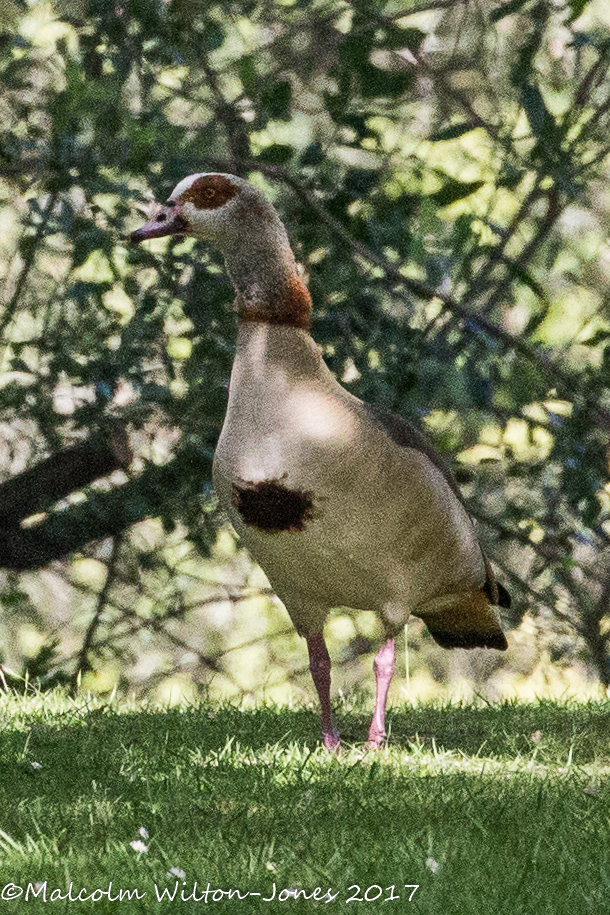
[0,692,608,913]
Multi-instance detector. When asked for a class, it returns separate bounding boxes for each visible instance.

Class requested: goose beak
[130,203,191,243]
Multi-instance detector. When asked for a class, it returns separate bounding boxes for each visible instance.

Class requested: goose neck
[222,220,312,331]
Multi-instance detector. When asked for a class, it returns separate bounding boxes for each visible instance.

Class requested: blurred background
[1,0,610,705]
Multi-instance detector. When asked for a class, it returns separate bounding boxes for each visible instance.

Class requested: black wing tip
[483,578,512,610]
[497,583,511,609]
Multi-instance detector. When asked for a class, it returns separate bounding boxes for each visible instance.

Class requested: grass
[0,693,609,913]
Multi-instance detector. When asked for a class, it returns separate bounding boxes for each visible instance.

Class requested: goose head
[130,172,282,248]
[131,171,309,325]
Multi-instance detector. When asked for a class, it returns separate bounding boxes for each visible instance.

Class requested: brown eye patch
[179,174,237,210]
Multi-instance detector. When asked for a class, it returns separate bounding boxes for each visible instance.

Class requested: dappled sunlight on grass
[0,693,609,911]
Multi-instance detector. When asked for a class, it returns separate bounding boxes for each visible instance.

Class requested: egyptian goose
[131,173,509,750]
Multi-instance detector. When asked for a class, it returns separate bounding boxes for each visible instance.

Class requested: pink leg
[365,637,395,749]
[306,633,340,751]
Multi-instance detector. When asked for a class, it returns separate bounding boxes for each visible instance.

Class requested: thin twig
[70,536,122,694]
[0,193,58,362]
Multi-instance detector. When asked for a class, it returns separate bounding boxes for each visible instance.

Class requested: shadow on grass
[1,696,609,776]
[0,695,608,915]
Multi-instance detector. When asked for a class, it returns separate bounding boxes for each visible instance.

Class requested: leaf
[522,308,550,337]
[203,22,224,51]
[378,25,426,52]
[261,80,292,119]
[490,0,535,22]
[344,167,379,195]
[507,357,550,405]
[430,178,485,207]
[521,83,555,139]
[256,144,293,165]
[299,143,324,166]
[141,383,171,404]
[0,0,20,32]
[568,0,592,20]
[506,261,547,303]
[497,161,525,190]
[579,329,610,347]
[341,31,375,71]
[339,27,414,100]
[429,122,476,142]
[54,0,86,21]
[361,66,412,99]
[238,56,257,94]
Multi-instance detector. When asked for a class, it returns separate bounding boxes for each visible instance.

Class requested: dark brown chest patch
[232,479,315,532]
